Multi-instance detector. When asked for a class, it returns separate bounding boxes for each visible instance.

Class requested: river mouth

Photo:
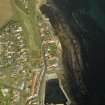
[0,0,13,28]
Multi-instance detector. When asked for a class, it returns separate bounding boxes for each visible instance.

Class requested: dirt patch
[0,0,13,27]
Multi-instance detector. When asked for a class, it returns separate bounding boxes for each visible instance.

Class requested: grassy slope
[11,0,41,57]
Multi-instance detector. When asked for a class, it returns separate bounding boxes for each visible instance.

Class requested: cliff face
[41,0,105,105]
